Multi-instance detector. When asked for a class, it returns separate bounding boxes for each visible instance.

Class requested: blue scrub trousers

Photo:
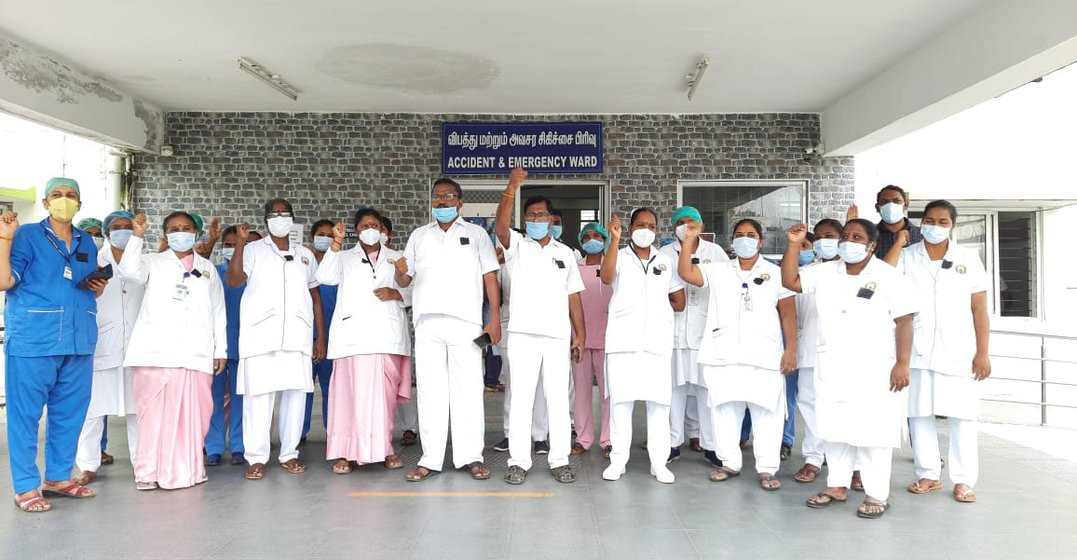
[303,358,333,437]
[739,371,798,447]
[5,354,93,494]
[205,359,244,455]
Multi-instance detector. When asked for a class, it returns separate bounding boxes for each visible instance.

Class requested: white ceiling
[0,0,992,113]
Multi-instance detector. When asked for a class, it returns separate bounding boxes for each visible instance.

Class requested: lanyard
[362,250,380,276]
[631,244,657,275]
[41,222,76,264]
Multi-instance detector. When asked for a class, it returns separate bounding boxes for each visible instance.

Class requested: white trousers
[242,389,307,465]
[713,401,782,474]
[609,401,670,470]
[671,383,712,449]
[506,333,572,470]
[75,414,138,472]
[910,416,979,486]
[396,399,419,433]
[796,367,825,467]
[414,315,485,471]
[502,358,549,440]
[825,442,893,502]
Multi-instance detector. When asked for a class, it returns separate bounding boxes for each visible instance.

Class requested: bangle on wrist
[0,235,13,241]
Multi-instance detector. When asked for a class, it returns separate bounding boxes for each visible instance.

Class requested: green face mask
[48,197,80,223]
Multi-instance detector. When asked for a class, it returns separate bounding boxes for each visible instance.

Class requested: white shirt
[899,241,988,377]
[661,238,730,350]
[404,219,500,326]
[239,236,319,359]
[795,282,820,370]
[605,245,684,355]
[503,230,585,340]
[315,244,411,359]
[118,236,227,374]
[696,258,794,370]
[93,245,147,371]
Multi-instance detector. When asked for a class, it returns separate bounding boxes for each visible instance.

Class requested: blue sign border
[441,122,603,175]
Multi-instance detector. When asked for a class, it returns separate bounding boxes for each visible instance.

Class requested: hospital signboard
[441,122,603,174]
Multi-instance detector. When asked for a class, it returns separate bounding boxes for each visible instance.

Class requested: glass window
[997,211,1037,317]
[680,182,806,255]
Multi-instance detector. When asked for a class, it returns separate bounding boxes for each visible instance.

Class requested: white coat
[660,238,729,352]
[799,257,917,448]
[315,244,411,359]
[899,241,988,377]
[238,236,318,359]
[87,246,147,417]
[119,236,227,375]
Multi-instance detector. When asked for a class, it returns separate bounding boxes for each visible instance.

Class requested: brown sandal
[709,467,740,482]
[468,461,491,480]
[793,464,820,483]
[41,481,95,499]
[953,484,977,503]
[759,473,782,491]
[406,466,438,482]
[281,458,307,475]
[72,471,97,486]
[850,470,864,492]
[332,459,353,474]
[384,455,404,470]
[245,463,266,480]
[908,479,943,494]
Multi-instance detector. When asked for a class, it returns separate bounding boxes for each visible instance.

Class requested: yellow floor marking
[349,491,553,498]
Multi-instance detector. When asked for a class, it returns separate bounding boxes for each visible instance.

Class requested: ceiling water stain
[0,38,123,104]
[314,43,500,94]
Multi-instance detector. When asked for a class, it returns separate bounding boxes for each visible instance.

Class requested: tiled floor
[2,391,1076,559]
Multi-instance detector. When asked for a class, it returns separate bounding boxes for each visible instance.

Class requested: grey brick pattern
[132,113,853,245]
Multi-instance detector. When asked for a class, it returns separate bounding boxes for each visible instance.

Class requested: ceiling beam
[822,0,1077,157]
[0,32,164,152]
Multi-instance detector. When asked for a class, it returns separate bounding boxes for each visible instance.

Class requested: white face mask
[837,241,870,264]
[92,237,104,249]
[267,216,293,238]
[675,223,689,241]
[813,238,839,260]
[879,202,905,225]
[379,232,390,245]
[731,237,759,259]
[921,224,950,245]
[221,247,235,261]
[359,228,382,246]
[631,228,656,248]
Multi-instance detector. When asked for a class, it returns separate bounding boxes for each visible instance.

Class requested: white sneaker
[602,464,626,481]
[650,466,675,484]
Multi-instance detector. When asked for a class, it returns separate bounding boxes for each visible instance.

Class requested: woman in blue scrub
[0,177,108,513]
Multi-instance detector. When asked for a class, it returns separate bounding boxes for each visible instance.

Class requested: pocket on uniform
[23,308,64,343]
[249,310,276,326]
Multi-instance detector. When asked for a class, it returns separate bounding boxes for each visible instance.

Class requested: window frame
[676,179,809,257]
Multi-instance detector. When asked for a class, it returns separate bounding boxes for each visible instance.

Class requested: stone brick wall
[132,112,853,245]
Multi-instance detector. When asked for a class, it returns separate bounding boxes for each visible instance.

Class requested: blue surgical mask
[550,225,563,240]
[525,221,550,240]
[313,235,333,252]
[432,206,458,223]
[167,231,197,253]
[731,237,759,259]
[221,247,235,261]
[108,229,133,250]
[837,241,870,264]
[879,202,905,225]
[798,249,815,266]
[921,224,950,245]
[582,239,605,255]
[813,238,839,260]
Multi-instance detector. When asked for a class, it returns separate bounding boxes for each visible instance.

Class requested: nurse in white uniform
[600,208,685,484]
[791,218,843,484]
[660,206,728,464]
[893,200,990,503]
[496,169,586,485]
[73,211,145,485]
[782,219,916,519]
[395,178,501,482]
[226,198,326,481]
[678,218,797,489]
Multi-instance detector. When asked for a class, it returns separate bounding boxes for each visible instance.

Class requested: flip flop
[468,461,491,480]
[72,471,97,486]
[406,466,438,482]
[851,471,865,492]
[709,467,740,482]
[759,473,782,491]
[245,463,266,480]
[384,455,404,470]
[281,458,307,475]
[806,491,846,509]
[793,464,820,483]
[907,479,943,494]
[41,482,95,499]
[14,493,51,513]
[954,484,977,503]
[856,500,890,519]
[332,459,353,474]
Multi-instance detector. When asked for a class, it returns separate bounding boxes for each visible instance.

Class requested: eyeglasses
[432,193,459,202]
[267,212,293,219]
[524,212,551,220]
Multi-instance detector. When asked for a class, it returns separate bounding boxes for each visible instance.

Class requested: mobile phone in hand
[473,333,492,348]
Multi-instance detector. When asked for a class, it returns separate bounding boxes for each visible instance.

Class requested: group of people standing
[2,175,990,520]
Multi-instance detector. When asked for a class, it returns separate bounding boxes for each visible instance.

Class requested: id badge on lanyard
[173,283,189,301]
[42,223,76,281]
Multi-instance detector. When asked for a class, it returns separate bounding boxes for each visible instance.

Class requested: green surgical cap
[76,218,102,231]
[577,222,610,252]
[45,177,80,198]
[671,206,702,227]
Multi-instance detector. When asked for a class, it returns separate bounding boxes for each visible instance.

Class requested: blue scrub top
[4,220,99,357]
[216,261,245,361]
[318,283,337,338]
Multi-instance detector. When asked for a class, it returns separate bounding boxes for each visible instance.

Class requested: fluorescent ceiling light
[685,55,711,101]
[238,57,298,101]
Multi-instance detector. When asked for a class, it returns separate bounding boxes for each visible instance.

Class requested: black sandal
[856,499,890,519]
[806,491,847,509]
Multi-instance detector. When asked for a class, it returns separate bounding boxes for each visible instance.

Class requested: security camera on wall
[160,145,175,157]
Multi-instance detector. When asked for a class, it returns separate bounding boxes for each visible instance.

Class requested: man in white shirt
[395,178,501,482]
[495,168,586,485]
[226,198,327,481]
